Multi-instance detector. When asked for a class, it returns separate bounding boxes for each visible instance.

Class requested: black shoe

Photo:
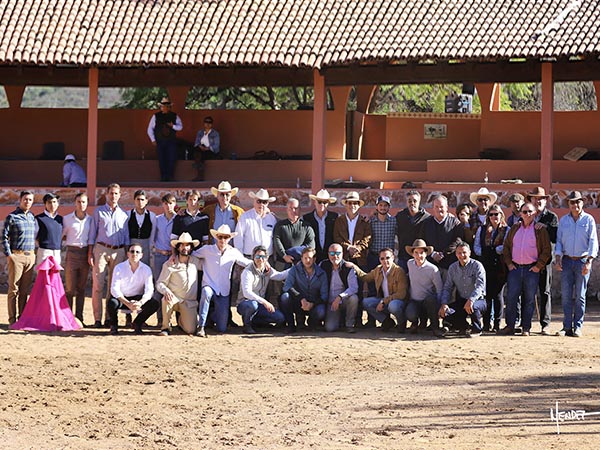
[228,319,240,328]
[103,320,110,328]
[346,326,356,334]
[381,317,396,331]
[133,325,143,335]
[284,326,297,334]
[93,320,102,329]
[109,326,118,336]
[408,324,418,334]
[243,324,256,334]
[125,315,133,328]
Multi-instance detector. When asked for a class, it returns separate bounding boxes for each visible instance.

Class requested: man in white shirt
[235,189,278,258]
[62,192,92,323]
[108,243,157,335]
[147,97,183,182]
[193,225,252,336]
[128,189,157,267]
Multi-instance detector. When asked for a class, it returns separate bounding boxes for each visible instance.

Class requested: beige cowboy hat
[341,191,364,207]
[170,232,200,248]
[209,224,238,240]
[527,186,549,198]
[210,180,239,197]
[405,239,435,257]
[248,188,276,203]
[159,97,172,105]
[469,187,498,205]
[308,189,337,204]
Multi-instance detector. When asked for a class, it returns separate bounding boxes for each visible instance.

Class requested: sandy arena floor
[1,295,599,449]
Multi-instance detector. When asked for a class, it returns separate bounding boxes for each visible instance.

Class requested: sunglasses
[129,250,142,254]
[219,192,231,197]
[477,198,490,203]
[204,121,213,125]
[317,200,330,205]
[254,254,267,260]
[329,251,342,256]
[256,199,269,204]
[488,212,500,217]
[379,256,392,261]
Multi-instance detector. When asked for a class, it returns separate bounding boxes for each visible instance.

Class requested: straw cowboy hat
[159,97,172,105]
[209,224,238,240]
[210,181,239,197]
[469,187,498,205]
[248,188,276,203]
[341,191,365,207]
[527,186,549,198]
[405,239,434,257]
[170,232,200,248]
[308,189,337,204]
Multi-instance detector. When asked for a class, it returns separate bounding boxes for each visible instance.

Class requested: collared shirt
[511,223,538,265]
[171,209,209,244]
[63,161,87,186]
[234,209,278,256]
[240,263,289,305]
[2,207,36,255]
[193,244,251,296]
[214,205,235,231]
[62,212,91,248]
[153,213,175,252]
[313,210,328,249]
[407,259,443,302]
[283,262,328,304]
[346,214,359,243]
[381,266,391,298]
[369,213,397,253]
[156,256,203,302]
[555,211,598,259]
[89,204,130,247]
[110,260,154,304]
[441,258,486,304]
[328,265,358,302]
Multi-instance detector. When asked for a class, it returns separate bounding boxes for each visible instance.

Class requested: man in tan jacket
[333,191,372,269]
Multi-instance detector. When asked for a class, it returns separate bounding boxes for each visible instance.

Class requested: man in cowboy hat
[193,225,252,336]
[527,186,558,335]
[192,115,221,181]
[203,181,244,244]
[155,232,203,335]
[469,187,498,235]
[555,191,598,337]
[147,96,183,182]
[235,189,278,258]
[396,190,430,272]
[303,189,339,262]
[273,198,315,269]
[404,239,444,335]
[333,191,372,269]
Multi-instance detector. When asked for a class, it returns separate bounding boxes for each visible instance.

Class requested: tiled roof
[0,0,598,68]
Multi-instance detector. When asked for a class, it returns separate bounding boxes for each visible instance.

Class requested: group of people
[2,182,597,338]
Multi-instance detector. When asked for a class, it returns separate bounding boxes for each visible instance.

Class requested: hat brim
[211,187,239,197]
[469,192,497,205]
[209,229,238,239]
[170,238,200,248]
[341,199,365,207]
[527,193,549,198]
[405,245,434,257]
[308,194,336,203]
[248,192,275,202]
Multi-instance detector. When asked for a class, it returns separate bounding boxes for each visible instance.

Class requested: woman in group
[473,204,509,332]
[456,203,475,246]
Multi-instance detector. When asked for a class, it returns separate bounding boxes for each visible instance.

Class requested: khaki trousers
[7,252,36,324]
[162,298,198,334]
[65,246,90,321]
[92,244,126,322]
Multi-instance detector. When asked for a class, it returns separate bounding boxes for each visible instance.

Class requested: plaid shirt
[2,207,36,255]
[369,213,397,253]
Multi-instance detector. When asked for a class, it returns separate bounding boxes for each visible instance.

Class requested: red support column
[540,63,553,190]
[87,67,99,204]
[311,69,326,191]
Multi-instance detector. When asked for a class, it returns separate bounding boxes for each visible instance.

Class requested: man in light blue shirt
[554,191,598,337]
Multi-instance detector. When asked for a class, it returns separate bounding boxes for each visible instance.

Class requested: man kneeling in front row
[108,243,159,335]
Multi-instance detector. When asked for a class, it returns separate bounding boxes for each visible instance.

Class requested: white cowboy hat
[170,232,200,248]
[308,189,337,204]
[469,187,498,205]
[341,191,365,207]
[210,181,239,197]
[248,188,276,203]
[209,224,238,239]
[64,154,76,162]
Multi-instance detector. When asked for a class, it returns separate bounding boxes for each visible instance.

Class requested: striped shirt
[2,207,36,256]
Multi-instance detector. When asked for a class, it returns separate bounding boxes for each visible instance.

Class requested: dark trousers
[108,295,160,330]
[65,246,89,322]
[156,139,177,181]
[280,292,326,329]
[537,265,552,328]
[447,295,487,333]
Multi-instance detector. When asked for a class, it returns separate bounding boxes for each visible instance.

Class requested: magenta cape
[10,255,82,332]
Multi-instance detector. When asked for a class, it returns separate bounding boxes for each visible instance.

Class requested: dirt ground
[1,295,599,450]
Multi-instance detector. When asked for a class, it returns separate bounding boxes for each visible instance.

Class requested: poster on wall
[424,124,447,139]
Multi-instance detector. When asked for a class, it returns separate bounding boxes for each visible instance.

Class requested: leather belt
[11,250,33,255]
[97,241,125,250]
[513,262,535,268]
[565,255,586,261]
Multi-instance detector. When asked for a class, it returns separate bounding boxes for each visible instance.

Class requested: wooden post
[87,67,99,204]
[540,63,553,190]
[311,69,326,191]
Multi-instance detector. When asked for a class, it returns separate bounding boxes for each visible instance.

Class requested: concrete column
[87,67,99,204]
[540,63,553,190]
[312,69,326,191]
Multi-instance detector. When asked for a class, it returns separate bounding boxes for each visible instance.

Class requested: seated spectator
[350,248,408,332]
[193,116,220,181]
[62,154,87,187]
[236,245,288,334]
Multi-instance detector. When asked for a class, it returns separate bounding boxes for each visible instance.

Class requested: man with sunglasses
[193,116,221,181]
[554,191,598,337]
[468,187,497,234]
[147,97,183,182]
[501,202,552,336]
[203,181,244,243]
[235,189,278,259]
[303,189,339,263]
[108,243,158,335]
[320,243,359,333]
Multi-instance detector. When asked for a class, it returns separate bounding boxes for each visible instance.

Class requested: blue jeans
[156,139,177,181]
[505,266,539,331]
[363,297,406,326]
[279,292,326,329]
[560,258,590,331]
[447,296,487,333]
[199,286,229,332]
[237,300,285,327]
